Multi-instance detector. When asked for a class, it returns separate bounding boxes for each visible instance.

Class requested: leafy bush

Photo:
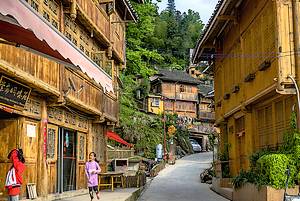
[249,149,274,169]
[232,170,257,189]
[256,154,296,189]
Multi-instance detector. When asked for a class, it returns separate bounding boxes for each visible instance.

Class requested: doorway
[58,128,77,192]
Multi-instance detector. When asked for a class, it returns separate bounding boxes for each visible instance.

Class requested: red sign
[42,119,48,160]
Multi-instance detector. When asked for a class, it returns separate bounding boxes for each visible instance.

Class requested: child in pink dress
[85,152,101,200]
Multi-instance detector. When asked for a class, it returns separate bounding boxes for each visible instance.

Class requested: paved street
[138,152,228,201]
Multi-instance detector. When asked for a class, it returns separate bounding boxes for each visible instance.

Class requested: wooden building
[149,69,200,119]
[189,78,215,150]
[0,0,138,199]
[192,0,300,176]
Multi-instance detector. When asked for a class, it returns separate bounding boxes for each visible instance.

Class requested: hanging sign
[0,76,31,110]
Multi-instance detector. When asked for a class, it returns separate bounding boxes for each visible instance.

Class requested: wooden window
[105,60,113,76]
[275,101,285,144]
[256,105,273,149]
[151,98,160,107]
[47,125,58,160]
[179,85,185,92]
[78,133,86,161]
[235,116,245,135]
[47,128,56,159]
[31,0,39,11]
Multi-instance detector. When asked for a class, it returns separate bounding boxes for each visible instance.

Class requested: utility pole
[163,96,167,160]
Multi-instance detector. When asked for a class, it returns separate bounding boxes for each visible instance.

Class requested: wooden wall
[63,67,103,112]
[213,0,300,176]
[161,82,198,101]
[0,44,60,92]
[76,0,110,40]
[215,0,277,120]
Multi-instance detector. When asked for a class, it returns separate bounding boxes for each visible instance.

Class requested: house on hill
[148,69,200,119]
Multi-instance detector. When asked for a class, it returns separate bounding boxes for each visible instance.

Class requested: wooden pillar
[37,100,48,197]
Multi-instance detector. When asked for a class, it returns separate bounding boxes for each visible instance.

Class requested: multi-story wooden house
[0,0,138,199]
[148,69,200,119]
[193,0,300,176]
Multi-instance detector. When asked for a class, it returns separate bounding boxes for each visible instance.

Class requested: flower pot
[233,183,299,201]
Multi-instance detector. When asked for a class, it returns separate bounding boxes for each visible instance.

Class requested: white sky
[153,0,219,24]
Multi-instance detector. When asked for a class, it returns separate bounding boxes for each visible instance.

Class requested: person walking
[5,148,26,201]
[85,152,101,200]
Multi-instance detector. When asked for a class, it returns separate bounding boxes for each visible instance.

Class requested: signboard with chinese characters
[0,76,31,110]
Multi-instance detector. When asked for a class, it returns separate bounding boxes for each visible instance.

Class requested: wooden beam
[217,15,236,21]
[65,95,102,116]
[99,0,114,4]
[217,15,237,25]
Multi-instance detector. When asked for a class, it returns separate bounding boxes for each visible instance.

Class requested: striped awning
[0,0,113,92]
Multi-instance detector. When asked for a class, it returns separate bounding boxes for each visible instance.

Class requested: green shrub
[256,154,296,189]
[232,170,257,189]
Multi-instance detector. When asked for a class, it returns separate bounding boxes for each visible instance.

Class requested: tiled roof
[125,0,139,21]
[198,83,213,96]
[152,69,201,85]
[198,0,223,45]
[192,0,223,62]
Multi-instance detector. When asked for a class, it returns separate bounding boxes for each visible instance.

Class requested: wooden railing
[164,93,198,101]
[111,13,125,60]
[76,0,110,40]
[189,124,215,134]
[64,68,103,112]
[103,94,119,121]
[198,111,215,120]
[107,149,134,160]
[0,44,60,95]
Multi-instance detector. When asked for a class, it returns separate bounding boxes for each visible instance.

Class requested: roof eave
[192,0,232,64]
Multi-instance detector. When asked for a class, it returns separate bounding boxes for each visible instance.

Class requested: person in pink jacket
[85,152,101,200]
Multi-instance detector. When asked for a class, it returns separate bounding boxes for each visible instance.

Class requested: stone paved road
[138,152,228,201]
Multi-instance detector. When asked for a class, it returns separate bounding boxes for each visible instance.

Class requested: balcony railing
[189,125,215,134]
[107,149,134,160]
[77,0,110,42]
[163,93,198,101]
[103,94,119,122]
[198,111,215,120]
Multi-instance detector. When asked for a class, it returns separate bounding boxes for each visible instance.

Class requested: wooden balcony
[163,93,198,101]
[103,94,119,122]
[0,44,60,97]
[64,67,103,115]
[189,124,215,134]
[111,13,125,61]
[76,0,110,45]
[198,111,215,121]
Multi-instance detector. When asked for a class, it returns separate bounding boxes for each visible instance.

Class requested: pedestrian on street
[85,152,101,200]
[5,148,26,201]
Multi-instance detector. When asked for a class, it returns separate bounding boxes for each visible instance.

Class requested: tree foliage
[118,1,204,158]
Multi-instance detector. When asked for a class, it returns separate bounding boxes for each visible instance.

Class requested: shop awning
[106,131,133,147]
[0,0,113,92]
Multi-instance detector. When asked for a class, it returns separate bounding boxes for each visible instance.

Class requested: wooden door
[0,119,19,198]
[76,132,87,190]
[21,119,39,198]
[47,124,58,194]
